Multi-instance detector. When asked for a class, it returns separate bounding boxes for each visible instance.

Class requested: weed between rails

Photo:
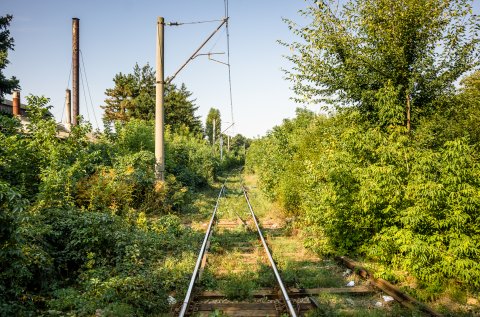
[189,173,419,315]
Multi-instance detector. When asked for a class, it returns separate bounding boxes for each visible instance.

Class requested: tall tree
[0,15,20,100]
[205,108,221,145]
[102,71,136,122]
[102,63,202,134]
[283,0,480,129]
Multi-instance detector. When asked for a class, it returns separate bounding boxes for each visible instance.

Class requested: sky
[1,0,312,138]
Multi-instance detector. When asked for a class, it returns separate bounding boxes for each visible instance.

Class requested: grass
[303,293,423,317]
[219,272,257,300]
[185,173,432,316]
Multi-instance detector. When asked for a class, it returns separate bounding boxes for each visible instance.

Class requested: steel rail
[241,186,298,317]
[178,183,225,317]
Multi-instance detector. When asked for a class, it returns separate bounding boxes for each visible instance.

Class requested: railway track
[175,176,441,317]
[176,182,315,316]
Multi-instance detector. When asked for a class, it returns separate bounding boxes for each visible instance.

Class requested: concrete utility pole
[65,89,72,130]
[212,119,216,148]
[154,17,227,182]
[72,18,80,126]
[220,135,223,160]
[155,17,165,181]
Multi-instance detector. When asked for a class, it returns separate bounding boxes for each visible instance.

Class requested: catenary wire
[166,18,224,26]
[224,0,235,130]
[80,50,100,130]
[79,67,91,123]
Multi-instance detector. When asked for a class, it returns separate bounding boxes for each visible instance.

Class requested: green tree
[205,108,221,145]
[165,83,202,135]
[102,63,202,134]
[229,134,251,155]
[102,71,136,122]
[0,15,19,100]
[283,0,480,129]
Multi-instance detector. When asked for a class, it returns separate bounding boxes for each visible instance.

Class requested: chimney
[12,90,20,116]
[72,18,80,126]
[65,89,72,131]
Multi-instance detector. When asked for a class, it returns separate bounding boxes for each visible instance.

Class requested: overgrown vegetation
[102,63,203,135]
[0,14,19,99]
[247,0,480,306]
[0,64,248,315]
[0,95,212,315]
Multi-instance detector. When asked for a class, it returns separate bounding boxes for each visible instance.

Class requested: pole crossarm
[221,122,234,134]
[167,18,228,84]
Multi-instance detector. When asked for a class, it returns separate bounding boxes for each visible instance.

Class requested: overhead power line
[224,0,235,131]
[80,50,100,130]
[166,19,225,26]
[163,0,236,135]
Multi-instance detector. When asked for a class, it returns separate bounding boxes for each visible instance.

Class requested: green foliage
[165,83,203,135]
[40,209,196,316]
[283,0,480,127]
[0,92,220,314]
[219,272,256,300]
[0,181,32,315]
[367,138,480,288]
[249,0,480,300]
[205,108,221,145]
[102,63,203,134]
[0,14,19,100]
[165,125,218,188]
[247,108,480,291]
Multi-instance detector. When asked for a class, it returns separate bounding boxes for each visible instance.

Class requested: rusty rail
[336,256,443,317]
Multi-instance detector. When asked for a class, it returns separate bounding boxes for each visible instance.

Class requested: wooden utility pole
[155,17,165,181]
[72,18,80,126]
[65,89,72,130]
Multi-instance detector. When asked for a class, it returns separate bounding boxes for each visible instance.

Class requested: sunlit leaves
[247,110,480,289]
[283,0,480,127]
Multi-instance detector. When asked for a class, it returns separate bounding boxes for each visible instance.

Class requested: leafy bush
[36,208,199,316]
[246,107,480,291]
[0,181,33,315]
[0,95,219,314]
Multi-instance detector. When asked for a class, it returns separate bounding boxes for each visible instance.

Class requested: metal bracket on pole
[167,18,228,84]
[156,17,229,182]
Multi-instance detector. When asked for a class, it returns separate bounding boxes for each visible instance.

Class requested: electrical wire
[224,0,235,131]
[167,18,224,26]
[79,67,91,123]
[207,27,224,53]
[80,50,100,130]
[163,1,235,135]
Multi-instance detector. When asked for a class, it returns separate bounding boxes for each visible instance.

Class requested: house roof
[0,98,53,117]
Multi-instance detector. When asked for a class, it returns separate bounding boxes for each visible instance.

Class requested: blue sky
[3,1,480,138]
[2,0,310,138]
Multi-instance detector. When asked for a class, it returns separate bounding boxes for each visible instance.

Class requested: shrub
[246,108,480,291]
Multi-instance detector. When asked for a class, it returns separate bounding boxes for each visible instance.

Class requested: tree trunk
[406,93,411,132]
